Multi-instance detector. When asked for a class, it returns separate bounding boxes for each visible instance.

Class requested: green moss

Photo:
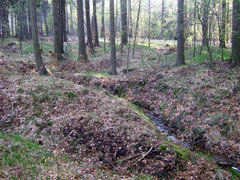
[229,168,240,179]
[64,91,76,99]
[173,145,190,159]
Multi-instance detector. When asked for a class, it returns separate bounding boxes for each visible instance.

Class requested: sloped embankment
[0,58,232,179]
[63,61,240,170]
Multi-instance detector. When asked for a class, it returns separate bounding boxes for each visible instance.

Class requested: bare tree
[77,0,88,62]
[30,0,48,75]
[110,0,117,75]
[121,0,128,45]
[52,0,63,60]
[231,0,240,65]
[132,0,142,57]
[176,0,185,66]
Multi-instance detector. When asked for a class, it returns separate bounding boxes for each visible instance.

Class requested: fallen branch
[59,129,75,145]
[127,146,153,169]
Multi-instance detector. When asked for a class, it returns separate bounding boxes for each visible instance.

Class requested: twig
[8,166,22,172]
[59,129,75,145]
[10,99,14,120]
[127,146,153,169]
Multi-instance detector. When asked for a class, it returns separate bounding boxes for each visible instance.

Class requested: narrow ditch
[146,113,240,174]
[63,73,240,176]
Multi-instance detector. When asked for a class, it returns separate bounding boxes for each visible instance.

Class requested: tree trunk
[28,6,32,39]
[193,0,196,57]
[132,0,141,57]
[110,0,117,75]
[30,0,48,76]
[176,0,185,66]
[101,0,106,52]
[42,0,49,37]
[77,0,88,62]
[52,0,63,60]
[62,0,67,42]
[161,0,165,38]
[148,0,151,48]
[92,0,99,46]
[70,1,74,35]
[85,0,94,50]
[11,10,14,37]
[121,0,128,45]
[128,0,132,38]
[101,0,105,38]
[202,0,210,46]
[232,0,240,64]
[66,4,69,35]
[0,0,3,40]
[220,0,226,48]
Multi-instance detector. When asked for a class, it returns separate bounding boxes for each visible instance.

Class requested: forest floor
[0,38,240,179]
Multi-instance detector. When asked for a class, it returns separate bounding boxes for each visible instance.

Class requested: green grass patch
[173,144,190,159]
[0,132,54,178]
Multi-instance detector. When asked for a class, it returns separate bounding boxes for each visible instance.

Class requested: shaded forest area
[0,0,240,179]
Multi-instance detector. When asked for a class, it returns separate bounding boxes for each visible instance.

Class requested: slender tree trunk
[66,4,69,35]
[0,0,3,41]
[101,0,106,52]
[148,0,151,48]
[92,0,99,46]
[176,0,185,66]
[193,0,196,57]
[161,0,165,38]
[220,0,226,48]
[110,0,117,75]
[42,1,49,37]
[77,0,88,62]
[85,0,94,51]
[52,0,63,60]
[232,0,240,64]
[132,0,141,57]
[11,10,14,37]
[226,2,230,43]
[202,0,210,46]
[70,2,74,35]
[62,0,67,42]
[121,0,128,45]
[128,0,132,38]
[28,7,32,39]
[30,0,48,75]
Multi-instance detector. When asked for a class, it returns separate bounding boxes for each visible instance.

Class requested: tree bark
[220,0,226,48]
[121,0,128,45]
[202,0,210,46]
[30,0,48,76]
[85,0,94,50]
[28,6,32,39]
[42,0,49,37]
[110,0,117,75]
[161,0,165,38]
[77,0,88,62]
[52,0,63,60]
[132,0,141,57]
[232,0,240,64]
[70,1,74,35]
[101,0,106,52]
[128,0,132,38]
[0,0,3,40]
[176,0,185,66]
[148,0,151,48]
[92,0,99,46]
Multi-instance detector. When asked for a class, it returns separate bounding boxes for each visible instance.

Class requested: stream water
[146,114,240,174]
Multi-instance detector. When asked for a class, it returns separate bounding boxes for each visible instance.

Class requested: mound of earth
[0,56,233,179]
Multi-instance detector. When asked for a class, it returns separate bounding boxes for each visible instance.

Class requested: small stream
[146,114,240,174]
